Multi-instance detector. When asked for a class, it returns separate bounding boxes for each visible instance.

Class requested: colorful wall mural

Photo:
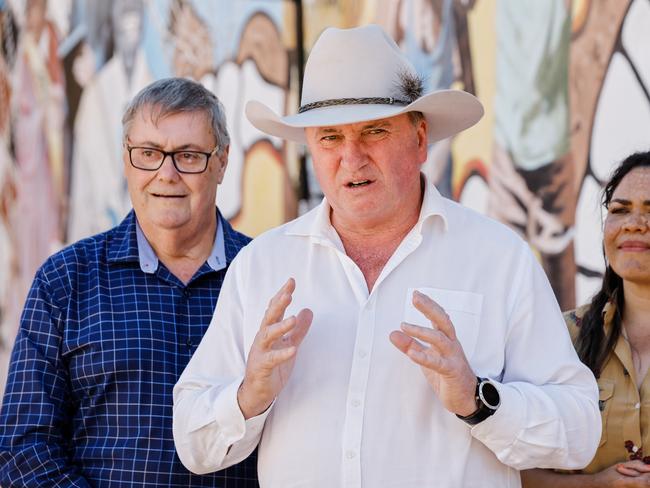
[1,0,649,393]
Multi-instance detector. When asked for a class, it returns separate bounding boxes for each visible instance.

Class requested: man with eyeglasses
[0,78,258,487]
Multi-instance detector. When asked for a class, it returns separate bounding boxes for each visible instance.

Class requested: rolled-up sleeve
[471,245,600,470]
[173,249,266,474]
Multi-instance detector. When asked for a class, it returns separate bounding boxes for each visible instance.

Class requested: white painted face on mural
[25,0,46,31]
[112,0,144,58]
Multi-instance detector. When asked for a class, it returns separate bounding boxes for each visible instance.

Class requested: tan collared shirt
[566,303,650,473]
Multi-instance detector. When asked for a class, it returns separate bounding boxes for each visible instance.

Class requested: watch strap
[456,376,500,426]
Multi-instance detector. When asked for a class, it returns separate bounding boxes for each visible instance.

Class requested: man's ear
[216,145,229,183]
[417,118,428,147]
[122,143,130,172]
[416,119,428,162]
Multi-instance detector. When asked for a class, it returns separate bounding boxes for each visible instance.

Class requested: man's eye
[363,128,387,138]
[136,149,162,160]
[319,135,341,146]
[179,152,200,161]
[609,207,628,214]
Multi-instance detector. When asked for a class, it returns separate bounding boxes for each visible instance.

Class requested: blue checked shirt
[0,210,257,487]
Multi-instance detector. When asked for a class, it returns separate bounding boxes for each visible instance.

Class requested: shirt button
[351,399,361,407]
[183,289,191,298]
[635,402,641,409]
[358,350,367,358]
[186,338,193,348]
[346,450,356,459]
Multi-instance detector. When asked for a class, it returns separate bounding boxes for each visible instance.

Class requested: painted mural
[303,0,650,310]
[1,0,650,392]
[0,0,300,392]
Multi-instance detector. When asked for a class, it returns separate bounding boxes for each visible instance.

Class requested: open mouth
[346,180,372,188]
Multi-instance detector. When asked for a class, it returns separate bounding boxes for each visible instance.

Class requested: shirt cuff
[470,381,524,453]
[212,376,272,445]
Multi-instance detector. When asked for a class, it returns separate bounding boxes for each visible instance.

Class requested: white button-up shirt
[173,182,600,488]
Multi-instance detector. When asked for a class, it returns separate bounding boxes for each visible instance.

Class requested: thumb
[289,308,313,347]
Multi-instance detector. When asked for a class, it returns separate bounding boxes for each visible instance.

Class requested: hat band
[298,96,409,114]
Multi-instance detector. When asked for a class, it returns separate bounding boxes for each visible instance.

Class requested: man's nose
[157,153,181,180]
[340,140,368,171]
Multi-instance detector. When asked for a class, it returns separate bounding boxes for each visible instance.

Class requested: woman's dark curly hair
[575,151,650,376]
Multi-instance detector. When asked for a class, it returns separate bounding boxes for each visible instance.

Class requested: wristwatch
[456,376,500,425]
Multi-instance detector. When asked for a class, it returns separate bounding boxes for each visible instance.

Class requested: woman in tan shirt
[523,151,650,487]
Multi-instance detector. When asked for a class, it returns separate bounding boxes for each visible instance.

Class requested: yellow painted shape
[452,0,496,195]
[231,141,286,237]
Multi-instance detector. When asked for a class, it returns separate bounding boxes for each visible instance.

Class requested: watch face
[480,381,500,409]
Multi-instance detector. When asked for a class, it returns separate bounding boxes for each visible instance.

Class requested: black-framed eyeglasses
[124,143,219,174]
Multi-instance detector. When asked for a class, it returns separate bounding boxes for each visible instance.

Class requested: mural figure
[387,0,472,197]
[488,0,575,309]
[6,0,65,338]
[0,4,16,357]
[569,0,649,304]
[68,0,152,241]
[168,2,293,235]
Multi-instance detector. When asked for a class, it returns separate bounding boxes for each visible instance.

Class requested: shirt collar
[416,174,449,232]
[135,216,226,274]
[107,209,228,273]
[283,173,449,243]
[107,210,140,264]
[602,300,617,333]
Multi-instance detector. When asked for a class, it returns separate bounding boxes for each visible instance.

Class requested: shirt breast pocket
[597,379,615,447]
[403,287,483,361]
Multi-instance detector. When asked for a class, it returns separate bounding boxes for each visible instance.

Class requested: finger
[615,466,641,477]
[263,346,297,368]
[260,315,297,348]
[400,322,452,355]
[616,463,644,477]
[621,463,650,479]
[284,308,313,347]
[406,348,444,371]
[261,278,295,328]
[389,330,425,356]
[390,330,450,371]
[634,463,650,473]
[619,460,650,475]
[412,291,457,341]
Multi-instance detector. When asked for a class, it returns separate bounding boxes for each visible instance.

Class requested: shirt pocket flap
[403,287,483,360]
[597,379,615,447]
[598,380,615,402]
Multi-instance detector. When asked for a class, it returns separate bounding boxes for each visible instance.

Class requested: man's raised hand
[389,290,477,417]
[237,278,313,419]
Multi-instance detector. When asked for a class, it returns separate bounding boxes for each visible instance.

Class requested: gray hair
[407,111,425,126]
[122,77,230,153]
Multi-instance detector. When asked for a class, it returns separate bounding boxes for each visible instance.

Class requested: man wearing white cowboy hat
[173,24,600,487]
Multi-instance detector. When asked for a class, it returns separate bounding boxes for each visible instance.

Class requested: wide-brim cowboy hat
[245,24,484,144]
